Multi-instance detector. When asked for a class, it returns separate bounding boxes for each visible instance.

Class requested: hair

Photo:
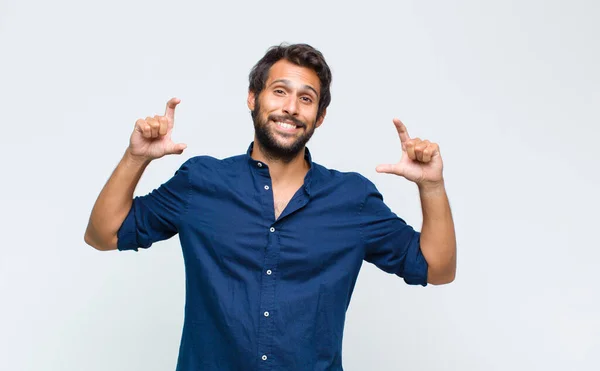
[249,43,332,119]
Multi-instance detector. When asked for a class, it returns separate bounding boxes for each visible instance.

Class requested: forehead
[266,59,321,95]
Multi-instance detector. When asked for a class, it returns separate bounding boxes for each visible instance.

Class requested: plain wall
[1,0,598,370]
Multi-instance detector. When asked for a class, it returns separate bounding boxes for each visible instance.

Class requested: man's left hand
[376,118,444,189]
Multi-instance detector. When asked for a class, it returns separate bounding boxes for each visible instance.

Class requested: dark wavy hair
[249,43,332,119]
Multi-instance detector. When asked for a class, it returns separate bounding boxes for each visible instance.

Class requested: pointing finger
[165,97,181,120]
[393,118,410,148]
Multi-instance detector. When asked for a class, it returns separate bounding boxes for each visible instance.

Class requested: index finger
[165,97,181,120]
[393,118,411,145]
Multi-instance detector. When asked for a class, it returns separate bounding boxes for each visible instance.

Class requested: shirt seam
[358,175,369,260]
[179,158,193,227]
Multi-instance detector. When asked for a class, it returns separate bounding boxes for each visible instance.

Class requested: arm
[376,118,457,285]
[84,151,150,251]
[84,97,187,251]
[418,183,456,284]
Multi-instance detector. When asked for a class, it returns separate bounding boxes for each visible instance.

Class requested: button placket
[258,217,277,366]
[257,175,283,367]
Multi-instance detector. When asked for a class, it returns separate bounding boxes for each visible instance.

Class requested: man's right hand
[128,97,187,161]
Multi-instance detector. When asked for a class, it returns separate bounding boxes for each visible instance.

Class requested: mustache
[268,114,305,128]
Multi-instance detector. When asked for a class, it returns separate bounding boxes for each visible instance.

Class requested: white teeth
[276,121,297,129]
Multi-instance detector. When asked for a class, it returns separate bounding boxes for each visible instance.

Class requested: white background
[1,0,599,370]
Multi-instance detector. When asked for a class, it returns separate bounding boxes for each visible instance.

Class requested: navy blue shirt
[117,143,428,371]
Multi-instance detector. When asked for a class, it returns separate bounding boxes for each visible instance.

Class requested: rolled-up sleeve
[360,178,428,286]
[117,159,192,252]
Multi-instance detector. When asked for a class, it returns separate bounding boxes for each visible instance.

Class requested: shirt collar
[245,141,314,196]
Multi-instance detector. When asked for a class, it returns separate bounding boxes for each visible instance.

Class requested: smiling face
[248,59,326,162]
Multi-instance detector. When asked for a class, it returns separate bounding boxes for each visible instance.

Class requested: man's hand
[128,97,187,161]
[376,118,444,189]
[377,118,455,284]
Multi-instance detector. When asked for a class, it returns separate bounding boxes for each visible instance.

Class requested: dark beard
[252,99,316,163]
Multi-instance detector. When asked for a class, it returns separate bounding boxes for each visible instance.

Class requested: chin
[272,140,303,153]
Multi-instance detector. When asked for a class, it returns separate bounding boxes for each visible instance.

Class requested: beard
[252,99,317,163]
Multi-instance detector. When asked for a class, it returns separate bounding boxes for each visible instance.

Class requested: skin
[247,60,324,177]
[246,60,455,283]
[376,119,456,284]
[83,98,186,251]
[84,58,456,285]
[247,60,325,219]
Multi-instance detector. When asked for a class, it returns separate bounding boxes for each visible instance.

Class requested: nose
[282,94,299,116]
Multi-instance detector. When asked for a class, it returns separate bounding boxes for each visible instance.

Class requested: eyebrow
[268,79,319,99]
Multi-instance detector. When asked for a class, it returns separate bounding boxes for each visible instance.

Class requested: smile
[276,121,298,129]
[271,120,304,133]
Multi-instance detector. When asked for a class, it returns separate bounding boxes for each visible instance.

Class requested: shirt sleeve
[116,159,192,252]
[360,177,428,286]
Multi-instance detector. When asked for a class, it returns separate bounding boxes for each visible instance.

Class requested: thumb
[376,163,403,175]
[167,142,187,155]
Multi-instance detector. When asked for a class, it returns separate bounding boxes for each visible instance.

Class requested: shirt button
[264,311,269,317]
[264,185,270,190]
[261,355,268,361]
[266,269,272,275]
[270,227,275,232]
[257,162,263,167]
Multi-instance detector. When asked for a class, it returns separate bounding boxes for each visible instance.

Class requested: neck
[251,140,310,186]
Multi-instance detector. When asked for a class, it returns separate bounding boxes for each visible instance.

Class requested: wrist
[417,180,445,195]
[124,148,152,168]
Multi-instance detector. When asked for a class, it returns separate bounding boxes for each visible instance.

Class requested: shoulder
[178,154,248,189]
[182,153,246,172]
[310,162,376,199]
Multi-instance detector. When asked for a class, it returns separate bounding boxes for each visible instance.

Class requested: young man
[84,43,456,370]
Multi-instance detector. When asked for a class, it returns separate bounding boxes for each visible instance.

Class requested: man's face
[248,59,325,161]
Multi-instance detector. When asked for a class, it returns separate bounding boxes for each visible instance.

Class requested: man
[84,43,456,370]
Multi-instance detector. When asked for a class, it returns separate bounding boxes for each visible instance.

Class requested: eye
[300,96,313,103]
[274,89,285,95]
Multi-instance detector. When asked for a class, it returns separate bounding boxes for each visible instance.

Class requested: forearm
[84,149,151,250]
[418,182,456,284]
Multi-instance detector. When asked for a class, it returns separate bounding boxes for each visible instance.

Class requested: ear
[315,109,327,128]
[247,90,256,111]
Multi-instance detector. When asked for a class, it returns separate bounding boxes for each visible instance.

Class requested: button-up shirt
[117,143,428,371]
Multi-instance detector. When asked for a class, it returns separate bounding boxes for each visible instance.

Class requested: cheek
[261,95,282,110]
[302,107,319,124]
